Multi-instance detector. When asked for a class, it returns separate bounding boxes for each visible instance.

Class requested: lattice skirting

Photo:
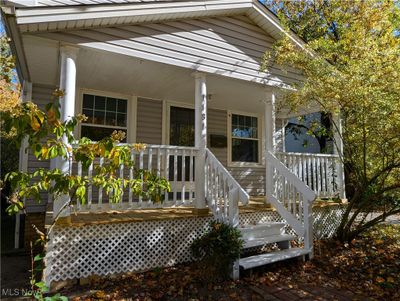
[44,205,346,284]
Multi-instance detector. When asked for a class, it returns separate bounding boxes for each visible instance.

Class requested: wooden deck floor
[50,197,345,227]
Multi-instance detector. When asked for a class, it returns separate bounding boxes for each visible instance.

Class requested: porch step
[239,222,286,239]
[243,234,296,249]
[239,248,309,270]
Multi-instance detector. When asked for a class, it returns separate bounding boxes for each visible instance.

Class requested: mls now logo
[1,288,36,297]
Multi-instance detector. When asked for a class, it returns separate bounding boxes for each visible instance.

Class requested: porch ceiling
[24,35,317,117]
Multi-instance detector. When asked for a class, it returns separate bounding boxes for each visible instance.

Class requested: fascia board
[15,0,253,25]
[1,9,30,81]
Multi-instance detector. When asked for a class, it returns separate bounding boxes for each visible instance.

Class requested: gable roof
[2,0,308,83]
[3,0,306,49]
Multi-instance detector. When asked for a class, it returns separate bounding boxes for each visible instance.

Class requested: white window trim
[227,110,264,168]
[165,100,195,146]
[77,88,137,143]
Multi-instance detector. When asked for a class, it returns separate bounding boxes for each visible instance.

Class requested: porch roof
[7,0,306,47]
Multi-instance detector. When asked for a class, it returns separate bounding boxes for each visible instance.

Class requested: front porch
[21,26,346,285]
[34,42,345,216]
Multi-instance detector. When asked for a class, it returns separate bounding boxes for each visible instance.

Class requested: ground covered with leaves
[63,224,399,301]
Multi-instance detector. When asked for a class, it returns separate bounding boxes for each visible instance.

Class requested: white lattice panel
[313,205,346,239]
[45,205,345,284]
[44,217,211,284]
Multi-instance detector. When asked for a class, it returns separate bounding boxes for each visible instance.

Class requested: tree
[263,0,400,242]
[0,33,20,213]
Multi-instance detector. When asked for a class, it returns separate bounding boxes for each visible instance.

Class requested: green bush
[191,221,243,280]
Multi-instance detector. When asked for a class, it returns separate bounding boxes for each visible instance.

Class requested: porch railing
[205,149,249,226]
[71,144,198,212]
[275,152,342,198]
[266,151,316,256]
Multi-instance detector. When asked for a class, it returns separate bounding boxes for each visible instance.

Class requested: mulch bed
[62,224,399,301]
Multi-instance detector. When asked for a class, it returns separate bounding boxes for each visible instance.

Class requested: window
[231,113,259,163]
[81,93,128,142]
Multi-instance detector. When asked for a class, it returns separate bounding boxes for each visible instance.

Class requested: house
[2,0,346,284]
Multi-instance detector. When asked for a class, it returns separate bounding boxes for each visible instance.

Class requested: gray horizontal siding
[26,83,56,212]
[208,108,227,166]
[136,97,163,145]
[229,167,265,196]
[35,0,191,7]
[36,15,302,86]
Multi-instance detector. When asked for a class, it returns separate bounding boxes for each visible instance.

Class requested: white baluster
[119,163,124,209]
[173,149,178,205]
[139,150,144,205]
[98,157,103,210]
[189,149,193,204]
[129,150,134,208]
[307,156,312,188]
[164,148,169,203]
[181,150,186,205]
[88,162,93,211]
[77,161,82,211]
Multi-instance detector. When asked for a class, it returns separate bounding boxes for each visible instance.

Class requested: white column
[15,80,32,249]
[265,90,276,200]
[53,45,79,218]
[194,73,207,209]
[332,113,346,199]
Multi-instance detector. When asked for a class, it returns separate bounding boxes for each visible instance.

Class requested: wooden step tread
[240,222,286,231]
[239,248,309,270]
[243,234,296,249]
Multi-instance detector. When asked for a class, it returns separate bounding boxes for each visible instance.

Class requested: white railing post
[194,73,207,209]
[53,45,79,219]
[265,89,276,200]
[228,187,239,228]
[332,113,346,199]
[303,200,314,259]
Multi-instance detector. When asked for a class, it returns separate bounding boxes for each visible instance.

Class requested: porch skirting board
[44,205,346,284]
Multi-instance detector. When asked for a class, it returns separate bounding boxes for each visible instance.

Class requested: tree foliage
[264,0,400,241]
[1,95,171,217]
[0,33,20,209]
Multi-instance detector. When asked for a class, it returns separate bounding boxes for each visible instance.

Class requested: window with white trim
[231,113,259,163]
[81,93,128,142]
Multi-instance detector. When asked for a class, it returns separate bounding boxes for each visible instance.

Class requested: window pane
[83,94,94,109]
[105,111,116,126]
[94,96,106,110]
[81,126,127,142]
[252,117,258,128]
[93,110,105,125]
[82,109,94,124]
[106,97,117,111]
[117,99,127,113]
[232,114,258,139]
[232,138,258,163]
[117,113,127,127]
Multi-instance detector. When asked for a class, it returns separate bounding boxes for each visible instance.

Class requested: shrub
[191,221,243,280]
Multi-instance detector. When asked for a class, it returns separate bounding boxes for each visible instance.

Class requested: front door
[168,106,195,188]
[169,106,195,147]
